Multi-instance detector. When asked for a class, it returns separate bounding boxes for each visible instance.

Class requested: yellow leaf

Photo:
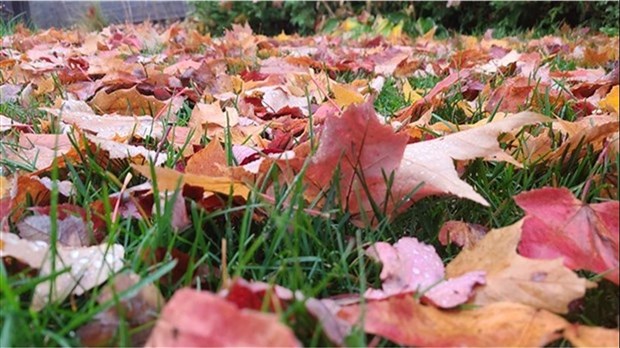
[132,165,250,198]
[402,79,422,103]
[342,18,359,32]
[0,176,10,199]
[599,85,619,114]
[389,21,403,40]
[332,83,364,108]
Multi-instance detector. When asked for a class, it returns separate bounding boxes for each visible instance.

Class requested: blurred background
[1,1,618,37]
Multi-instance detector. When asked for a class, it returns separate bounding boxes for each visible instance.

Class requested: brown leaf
[446,220,592,314]
[438,220,488,249]
[185,140,228,177]
[145,288,301,347]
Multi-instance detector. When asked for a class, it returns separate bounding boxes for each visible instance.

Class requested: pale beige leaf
[445,220,592,314]
[0,232,124,311]
[393,111,548,206]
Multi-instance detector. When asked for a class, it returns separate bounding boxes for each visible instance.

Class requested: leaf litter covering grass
[0,21,618,347]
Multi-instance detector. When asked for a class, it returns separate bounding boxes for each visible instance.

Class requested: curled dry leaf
[515,187,619,284]
[446,220,592,314]
[0,232,124,311]
[365,237,486,308]
[145,288,301,347]
[337,295,568,347]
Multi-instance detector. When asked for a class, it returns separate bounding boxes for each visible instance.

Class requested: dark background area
[1,1,619,37]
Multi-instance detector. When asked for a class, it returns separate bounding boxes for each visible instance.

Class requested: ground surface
[0,20,619,347]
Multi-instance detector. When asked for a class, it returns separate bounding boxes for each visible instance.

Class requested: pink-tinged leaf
[305,101,409,222]
[145,288,301,347]
[515,187,619,284]
[337,295,568,347]
[365,237,485,308]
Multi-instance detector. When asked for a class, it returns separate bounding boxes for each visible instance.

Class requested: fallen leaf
[390,112,548,215]
[78,272,165,347]
[599,85,619,114]
[337,295,568,347]
[331,83,364,108]
[91,87,171,116]
[515,187,619,284]
[185,140,228,177]
[365,237,486,308]
[132,164,250,198]
[0,232,124,311]
[438,220,488,249]
[145,288,300,347]
[305,101,409,222]
[17,214,89,247]
[189,101,239,128]
[446,220,592,314]
[563,324,620,348]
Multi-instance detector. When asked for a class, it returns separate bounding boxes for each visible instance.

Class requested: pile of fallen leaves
[1,20,619,347]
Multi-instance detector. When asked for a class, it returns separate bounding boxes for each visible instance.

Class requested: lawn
[0,12,619,347]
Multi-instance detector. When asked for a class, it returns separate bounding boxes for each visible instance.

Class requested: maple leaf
[514,187,619,284]
[305,101,409,221]
[337,295,568,346]
[145,288,300,347]
[389,111,548,215]
[365,237,486,308]
[0,232,124,311]
[446,220,592,313]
